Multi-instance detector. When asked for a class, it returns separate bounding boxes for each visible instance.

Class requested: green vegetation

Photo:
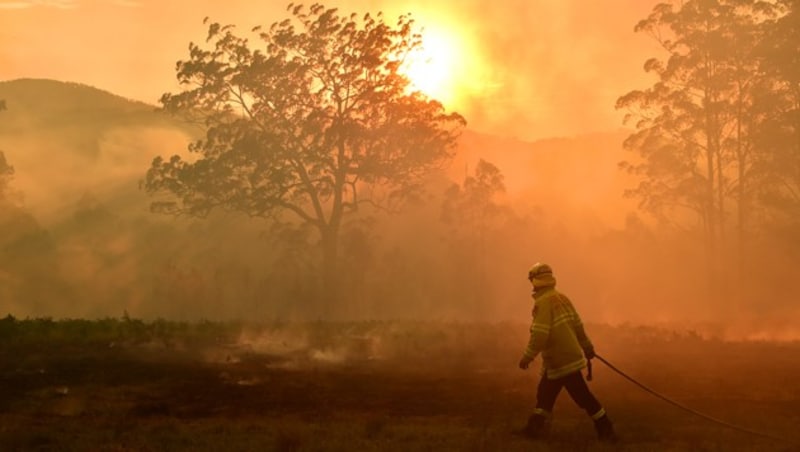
[0,314,240,348]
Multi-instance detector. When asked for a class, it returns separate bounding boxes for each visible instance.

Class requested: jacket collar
[532,285,556,300]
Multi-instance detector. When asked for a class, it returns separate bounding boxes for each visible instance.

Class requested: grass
[0,316,798,451]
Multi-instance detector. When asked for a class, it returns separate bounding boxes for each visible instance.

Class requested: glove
[518,356,533,370]
[584,347,596,360]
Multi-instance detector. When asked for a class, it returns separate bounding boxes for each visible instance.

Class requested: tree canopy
[616,0,800,298]
[144,3,465,305]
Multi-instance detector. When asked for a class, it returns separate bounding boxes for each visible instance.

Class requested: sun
[400,22,488,108]
[401,27,462,105]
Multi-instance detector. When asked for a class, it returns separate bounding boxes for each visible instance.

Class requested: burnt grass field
[1,316,799,451]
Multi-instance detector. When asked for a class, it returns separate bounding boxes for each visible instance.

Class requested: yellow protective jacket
[523,285,594,379]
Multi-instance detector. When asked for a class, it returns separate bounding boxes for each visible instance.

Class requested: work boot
[593,414,618,443]
[514,413,549,439]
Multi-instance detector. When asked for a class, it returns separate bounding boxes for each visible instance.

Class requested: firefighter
[516,262,617,442]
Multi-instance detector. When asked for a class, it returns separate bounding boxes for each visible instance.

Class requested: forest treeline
[616,0,800,300]
[0,1,798,331]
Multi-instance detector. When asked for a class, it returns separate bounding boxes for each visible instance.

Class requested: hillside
[0,78,196,223]
[0,78,635,228]
[0,79,155,125]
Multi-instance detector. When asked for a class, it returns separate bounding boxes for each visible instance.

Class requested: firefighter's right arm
[572,311,595,359]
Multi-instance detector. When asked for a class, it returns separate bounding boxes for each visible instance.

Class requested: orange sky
[0,0,661,140]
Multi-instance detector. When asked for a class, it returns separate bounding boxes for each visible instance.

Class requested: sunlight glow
[399,20,497,109]
[402,28,459,103]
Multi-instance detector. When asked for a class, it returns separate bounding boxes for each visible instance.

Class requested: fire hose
[592,353,797,446]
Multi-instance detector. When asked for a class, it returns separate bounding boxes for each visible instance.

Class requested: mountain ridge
[0,78,634,227]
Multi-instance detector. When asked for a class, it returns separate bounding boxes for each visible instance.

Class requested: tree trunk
[735,86,747,306]
[704,104,718,301]
[320,224,340,318]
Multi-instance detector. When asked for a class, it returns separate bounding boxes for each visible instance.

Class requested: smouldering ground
[0,319,798,451]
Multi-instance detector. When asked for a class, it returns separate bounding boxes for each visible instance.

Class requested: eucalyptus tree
[442,159,506,236]
[441,159,507,307]
[753,0,800,224]
[145,3,465,306]
[615,0,778,283]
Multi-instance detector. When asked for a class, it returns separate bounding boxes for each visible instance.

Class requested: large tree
[615,0,779,289]
[753,0,800,223]
[145,3,465,307]
[441,159,507,310]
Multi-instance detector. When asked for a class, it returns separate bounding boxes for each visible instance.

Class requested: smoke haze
[0,2,798,342]
[1,0,661,140]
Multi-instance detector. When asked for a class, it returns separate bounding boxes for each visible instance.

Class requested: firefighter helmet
[527,263,556,287]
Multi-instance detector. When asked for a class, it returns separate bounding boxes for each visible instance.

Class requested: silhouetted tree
[615,0,781,291]
[442,160,506,231]
[441,159,507,309]
[0,197,62,315]
[0,153,13,202]
[145,3,465,308]
[753,0,800,223]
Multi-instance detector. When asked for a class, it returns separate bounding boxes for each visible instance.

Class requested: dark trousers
[535,370,602,417]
